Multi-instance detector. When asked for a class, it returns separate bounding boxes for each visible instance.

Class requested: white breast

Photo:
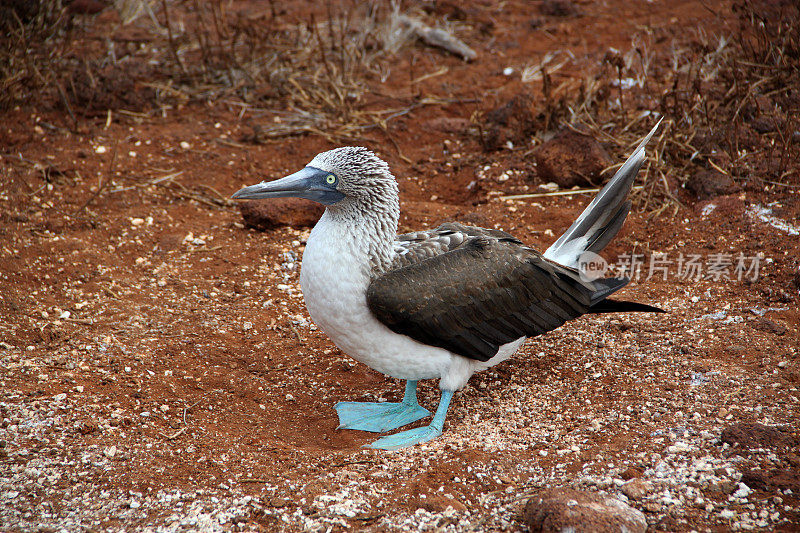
[298,212,527,390]
[299,213,454,381]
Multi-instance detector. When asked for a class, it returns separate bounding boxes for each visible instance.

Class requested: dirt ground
[1,1,799,531]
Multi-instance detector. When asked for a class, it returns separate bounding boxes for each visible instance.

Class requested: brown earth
[1,0,799,531]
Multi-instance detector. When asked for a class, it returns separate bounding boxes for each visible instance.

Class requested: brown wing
[368,236,627,362]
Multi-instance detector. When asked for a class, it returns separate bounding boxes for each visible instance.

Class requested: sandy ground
[1,0,799,531]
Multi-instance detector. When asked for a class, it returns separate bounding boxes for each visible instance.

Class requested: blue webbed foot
[335,401,430,433]
[335,380,430,433]
[368,424,442,450]
[367,390,454,451]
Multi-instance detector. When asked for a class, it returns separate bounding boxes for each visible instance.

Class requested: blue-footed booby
[232,121,664,450]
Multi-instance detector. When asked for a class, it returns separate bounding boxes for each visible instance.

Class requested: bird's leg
[368,390,454,450]
[335,380,431,433]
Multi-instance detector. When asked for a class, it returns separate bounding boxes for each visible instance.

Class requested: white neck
[317,191,399,277]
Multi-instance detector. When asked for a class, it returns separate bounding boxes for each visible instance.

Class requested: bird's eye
[326,174,336,185]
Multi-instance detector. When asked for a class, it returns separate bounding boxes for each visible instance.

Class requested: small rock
[667,441,690,454]
[524,487,646,533]
[686,169,739,200]
[654,515,683,531]
[532,129,613,188]
[753,317,787,336]
[643,501,661,513]
[420,495,467,513]
[269,496,290,508]
[709,480,737,495]
[480,94,536,152]
[741,468,800,493]
[541,0,578,17]
[622,478,653,500]
[721,423,799,450]
[750,116,781,134]
[732,482,752,499]
[239,198,324,230]
[619,467,643,480]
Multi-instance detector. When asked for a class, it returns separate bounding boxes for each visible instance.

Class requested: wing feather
[367,236,619,362]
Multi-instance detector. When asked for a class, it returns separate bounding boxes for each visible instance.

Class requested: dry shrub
[494,0,799,214]
[0,1,76,111]
[0,1,419,126]
[658,0,799,191]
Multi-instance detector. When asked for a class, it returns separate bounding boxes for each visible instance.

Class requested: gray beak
[231,166,345,206]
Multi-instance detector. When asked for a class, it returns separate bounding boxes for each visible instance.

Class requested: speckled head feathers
[308,147,397,201]
[306,147,400,270]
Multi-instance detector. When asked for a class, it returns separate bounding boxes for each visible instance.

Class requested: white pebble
[732,483,752,499]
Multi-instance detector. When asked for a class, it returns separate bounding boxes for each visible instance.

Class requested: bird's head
[231,147,397,208]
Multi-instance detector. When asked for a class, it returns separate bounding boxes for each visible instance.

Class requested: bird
[231,120,664,450]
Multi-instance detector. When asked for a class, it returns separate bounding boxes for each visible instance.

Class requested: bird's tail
[543,119,662,269]
[587,275,666,314]
[588,298,666,314]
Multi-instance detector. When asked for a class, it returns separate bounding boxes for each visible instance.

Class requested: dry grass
[149,1,441,141]
[517,0,800,214]
[0,1,428,134]
[5,0,796,216]
[0,1,77,113]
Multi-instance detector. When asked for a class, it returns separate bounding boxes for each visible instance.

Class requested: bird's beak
[230,166,344,205]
